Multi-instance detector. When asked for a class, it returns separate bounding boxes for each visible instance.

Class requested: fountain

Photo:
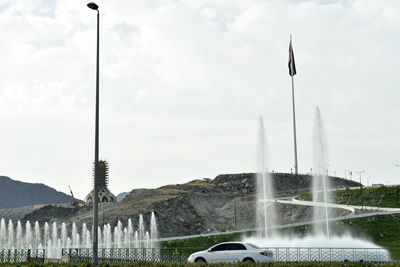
[256,116,276,238]
[243,109,389,261]
[0,212,159,258]
[312,106,331,238]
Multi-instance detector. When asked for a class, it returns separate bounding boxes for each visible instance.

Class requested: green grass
[161,214,400,259]
[342,215,400,256]
[298,186,400,208]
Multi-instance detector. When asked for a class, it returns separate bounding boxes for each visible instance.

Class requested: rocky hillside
[13,173,359,238]
[0,176,73,209]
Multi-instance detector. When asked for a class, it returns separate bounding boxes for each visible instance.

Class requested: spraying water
[150,212,159,249]
[312,106,331,238]
[256,116,276,239]
[0,213,159,258]
[243,111,388,261]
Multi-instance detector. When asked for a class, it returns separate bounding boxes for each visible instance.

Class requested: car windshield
[246,243,261,249]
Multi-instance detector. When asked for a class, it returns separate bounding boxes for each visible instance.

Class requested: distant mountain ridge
[116,192,129,202]
[0,176,72,209]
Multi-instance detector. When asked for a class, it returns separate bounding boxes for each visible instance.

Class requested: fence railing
[62,247,393,263]
[62,248,189,263]
[0,247,393,263]
[0,249,45,263]
[267,247,391,263]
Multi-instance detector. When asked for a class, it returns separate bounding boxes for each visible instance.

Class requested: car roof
[211,241,251,247]
[216,241,246,245]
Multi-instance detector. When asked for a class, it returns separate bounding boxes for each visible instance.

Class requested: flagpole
[291,74,298,175]
[289,34,298,176]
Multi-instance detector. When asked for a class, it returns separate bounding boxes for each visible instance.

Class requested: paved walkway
[279,197,400,213]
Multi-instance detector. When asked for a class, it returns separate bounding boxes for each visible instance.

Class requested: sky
[0,0,399,199]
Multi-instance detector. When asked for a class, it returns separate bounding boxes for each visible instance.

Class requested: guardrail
[61,247,393,263]
[62,248,189,263]
[267,247,390,262]
[0,247,392,263]
[0,249,45,263]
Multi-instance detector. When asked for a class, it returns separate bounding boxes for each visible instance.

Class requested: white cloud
[0,0,399,198]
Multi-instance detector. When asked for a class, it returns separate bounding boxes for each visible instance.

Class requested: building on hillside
[84,160,117,204]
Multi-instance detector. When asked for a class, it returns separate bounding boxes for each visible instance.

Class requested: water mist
[256,116,276,238]
[312,106,332,238]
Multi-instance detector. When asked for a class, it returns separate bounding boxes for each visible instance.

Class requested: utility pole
[345,169,350,180]
[344,169,350,204]
[233,200,237,228]
[355,171,365,209]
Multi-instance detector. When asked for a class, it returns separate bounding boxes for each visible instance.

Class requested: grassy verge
[297,186,400,208]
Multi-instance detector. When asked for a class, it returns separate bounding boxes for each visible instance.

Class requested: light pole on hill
[87,2,100,266]
[344,169,350,180]
[355,171,365,209]
[344,169,350,203]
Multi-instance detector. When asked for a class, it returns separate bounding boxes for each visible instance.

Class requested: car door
[225,243,247,262]
[207,243,228,263]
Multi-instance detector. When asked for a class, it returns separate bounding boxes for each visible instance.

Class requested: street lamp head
[87,2,99,10]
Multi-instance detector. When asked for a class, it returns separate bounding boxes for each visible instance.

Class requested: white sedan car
[187,242,274,263]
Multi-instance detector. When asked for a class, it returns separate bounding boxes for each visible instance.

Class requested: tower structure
[85,160,116,204]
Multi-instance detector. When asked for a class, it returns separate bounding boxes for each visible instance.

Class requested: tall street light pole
[87,2,99,266]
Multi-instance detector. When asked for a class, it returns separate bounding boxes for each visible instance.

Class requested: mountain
[116,192,129,202]
[0,176,73,209]
[17,173,361,238]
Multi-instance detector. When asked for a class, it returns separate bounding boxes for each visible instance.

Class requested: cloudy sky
[0,0,399,199]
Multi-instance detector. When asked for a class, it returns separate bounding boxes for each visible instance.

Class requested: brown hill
[19,173,359,237]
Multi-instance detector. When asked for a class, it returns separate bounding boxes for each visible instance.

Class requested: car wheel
[243,257,255,263]
[195,257,207,263]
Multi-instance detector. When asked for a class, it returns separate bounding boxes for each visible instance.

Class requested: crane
[69,185,79,207]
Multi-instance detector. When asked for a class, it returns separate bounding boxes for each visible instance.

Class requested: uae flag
[288,40,297,76]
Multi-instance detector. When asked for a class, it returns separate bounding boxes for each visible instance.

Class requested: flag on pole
[288,39,297,76]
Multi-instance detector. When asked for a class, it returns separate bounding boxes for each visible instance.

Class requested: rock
[11,172,361,238]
